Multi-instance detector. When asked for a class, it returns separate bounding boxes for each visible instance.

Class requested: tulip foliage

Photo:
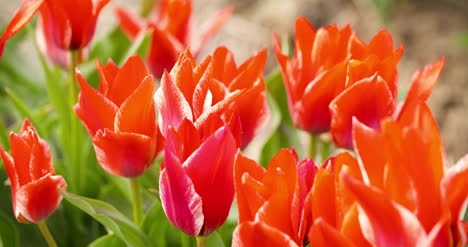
[0,0,466,247]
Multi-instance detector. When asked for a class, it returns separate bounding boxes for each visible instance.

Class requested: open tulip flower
[274,17,404,150]
[309,91,467,245]
[0,0,110,65]
[155,47,269,149]
[116,0,233,77]
[232,148,317,247]
[74,55,163,178]
[159,115,237,237]
[0,119,67,223]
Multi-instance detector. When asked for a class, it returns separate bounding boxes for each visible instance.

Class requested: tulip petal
[0,0,44,57]
[93,130,154,178]
[309,218,357,247]
[9,132,33,186]
[257,149,299,239]
[342,170,426,247]
[397,57,445,118]
[330,75,395,149]
[116,7,144,40]
[312,163,337,227]
[156,71,193,137]
[210,46,238,84]
[172,57,196,106]
[97,59,119,94]
[107,55,149,106]
[352,118,386,187]
[114,75,156,136]
[74,71,118,136]
[15,174,66,223]
[234,152,267,223]
[232,222,299,247]
[183,126,237,236]
[368,30,395,59]
[147,27,184,78]
[441,155,468,222]
[0,146,18,211]
[159,151,204,237]
[298,62,347,133]
[164,120,201,164]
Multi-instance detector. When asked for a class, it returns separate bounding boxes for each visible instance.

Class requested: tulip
[273,17,353,133]
[308,152,371,247]
[273,17,403,150]
[159,116,237,236]
[155,47,269,149]
[74,55,163,178]
[329,30,404,149]
[309,66,466,246]
[232,148,317,246]
[0,0,110,65]
[0,119,66,223]
[116,0,233,77]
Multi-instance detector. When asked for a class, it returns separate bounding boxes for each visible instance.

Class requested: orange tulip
[74,55,163,178]
[116,0,232,77]
[273,17,352,133]
[308,152,370,247]
[0,0,109,59]
[232,148,317,246]
[309,56,466,246]
[274,17,403,150]
[0,119,67,223]
[155,47,269,148]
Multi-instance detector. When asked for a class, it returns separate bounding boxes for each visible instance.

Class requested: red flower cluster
[155,47,269,149]
[156,47,269,236]
[233,45,467,245]
[116,0,232,77]
[274,17,406,149]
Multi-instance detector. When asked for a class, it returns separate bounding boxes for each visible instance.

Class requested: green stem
[69,50,82,193]
[37,221,58,247]
[196,237,207,247]
[309,135,318,160]
[321,140,332,162]
[130,177,143,225]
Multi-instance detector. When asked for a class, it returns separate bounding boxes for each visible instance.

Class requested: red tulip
[159,116,237,236]
[0,119,66,223]
[274,17,405,150]
[308,153,371,247]
[74,55,163,178]
[155,47,269,149]
[0,0,109,59]
[273,17,352,133]
[232,148,317,246]
[328,31,404,149]
[116,0,232,77]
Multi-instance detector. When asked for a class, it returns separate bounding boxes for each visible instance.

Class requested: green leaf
[0,211,19,247]
[89,28,132,65]
[4,88,46,137]
[259,70,303,165]
[88,234,126,247]
[141,200,169,246]
[61,190,151,247]
[119,30,152,66]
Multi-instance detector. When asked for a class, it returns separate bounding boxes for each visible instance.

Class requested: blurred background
[1,0,468,162]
